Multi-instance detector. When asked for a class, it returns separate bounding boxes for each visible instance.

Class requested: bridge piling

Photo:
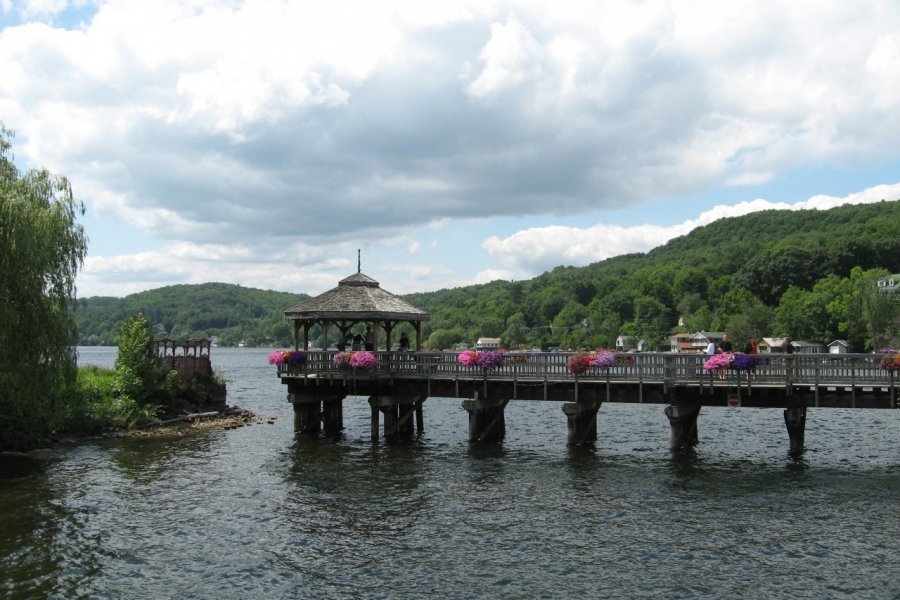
[368,395,424,442]
[292,397,322,434]
[664,401,701,452]
[462,395,508,442]
[784,402,807,457]
[562,400,601,447]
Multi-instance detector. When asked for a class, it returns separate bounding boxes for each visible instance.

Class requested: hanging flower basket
[879,349,899,372]
[457,349,504,371]
[349,351,378,369]
[567,349,618,374]
[334,350,377,370]
[268,350,307,366]
[703,352,733,372]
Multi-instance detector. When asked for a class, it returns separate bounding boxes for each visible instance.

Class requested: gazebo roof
[284,272,429,322]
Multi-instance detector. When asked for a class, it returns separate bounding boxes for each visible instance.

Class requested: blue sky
[2,0,899,298]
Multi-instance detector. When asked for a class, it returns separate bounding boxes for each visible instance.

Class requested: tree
[114,313,159,404]
[0,124,88,448]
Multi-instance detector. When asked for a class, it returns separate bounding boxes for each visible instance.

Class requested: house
[876,274,899,296]
[690,331,726,352]
[669,334,694,353]
[758,337,785,353]
[793,340,825,354]
[616,335,638,351]
[828,340,851,354]
[475,337,501,350]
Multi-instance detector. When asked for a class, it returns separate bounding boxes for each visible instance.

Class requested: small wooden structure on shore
[154,337,213,377]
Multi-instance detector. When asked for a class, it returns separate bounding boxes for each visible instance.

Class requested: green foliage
[406,200,899,351]
[114,313,159,405]
[69,198,900,356]
[0,124,88,448]
[74,283,307,346]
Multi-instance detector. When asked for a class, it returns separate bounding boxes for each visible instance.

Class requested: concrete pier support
[664,401,701,452]
[561,400,601,447]
[292,397,322,434]
[461,396,509,442]
[784,403,807,457]
[368,395,426,442]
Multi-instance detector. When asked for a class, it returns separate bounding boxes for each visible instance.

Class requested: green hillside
[74,283,307,347]
[74,200,900,351]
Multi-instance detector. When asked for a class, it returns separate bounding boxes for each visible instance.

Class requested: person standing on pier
[705,337,717,355]
[365,326,375,351]
[718,333,733,353]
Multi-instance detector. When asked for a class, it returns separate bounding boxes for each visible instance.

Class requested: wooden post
[292,399,321,434]
[561,400,601,447]
[664,401,701,452]
[461,396,509,443]
[784,401,807,457]
[370,399,379,442]
[322,396,343,435]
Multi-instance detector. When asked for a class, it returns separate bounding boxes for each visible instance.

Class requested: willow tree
[0,125,88,448]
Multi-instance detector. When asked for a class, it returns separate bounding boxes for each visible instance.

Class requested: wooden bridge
[278,351,898,456]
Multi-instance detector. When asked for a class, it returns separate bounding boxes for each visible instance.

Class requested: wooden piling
[784,402,807,457]
[561,400,601,447]
[664,401,701,452]
[461,396,509,443]
[292,398,322,434]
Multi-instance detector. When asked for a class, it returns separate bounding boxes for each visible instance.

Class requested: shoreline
[0,405,275,459]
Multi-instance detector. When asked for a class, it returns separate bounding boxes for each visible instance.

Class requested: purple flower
[590,350,617,368]
[731,353,756,370]
[477,350,504,370]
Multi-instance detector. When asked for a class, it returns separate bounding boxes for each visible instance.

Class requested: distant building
[828,340,851,354]
[616,335,638,351]
[876,274,899,296]
[690,331,726,352]
[669,334,694,353]
[475,337,501,350]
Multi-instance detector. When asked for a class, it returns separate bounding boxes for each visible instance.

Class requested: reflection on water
[1,347,897,599]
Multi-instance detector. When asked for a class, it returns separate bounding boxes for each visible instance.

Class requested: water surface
[1,347,897,599]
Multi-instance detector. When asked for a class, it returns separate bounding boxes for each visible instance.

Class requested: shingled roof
[284,272,429,322]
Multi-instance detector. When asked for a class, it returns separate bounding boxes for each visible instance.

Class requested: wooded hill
[74,200,900,351]
[74,283,308,347]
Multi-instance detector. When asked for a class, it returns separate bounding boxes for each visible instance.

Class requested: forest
[74,200,900,352]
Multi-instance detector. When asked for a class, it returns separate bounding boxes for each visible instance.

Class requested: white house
[828,340,851,354]
[616,335,638,351]
[475,337,501,350]
[876,274,899,296]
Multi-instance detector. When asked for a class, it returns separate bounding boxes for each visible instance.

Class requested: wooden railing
[278,351,897,389]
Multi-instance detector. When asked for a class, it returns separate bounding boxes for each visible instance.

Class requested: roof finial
[357,249,361,274]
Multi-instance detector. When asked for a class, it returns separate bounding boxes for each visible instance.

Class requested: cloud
[2,1,899,297]
[2,1,898,243]
[483,183,900,274]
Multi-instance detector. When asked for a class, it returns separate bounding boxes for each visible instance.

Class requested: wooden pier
[278,351,898,455]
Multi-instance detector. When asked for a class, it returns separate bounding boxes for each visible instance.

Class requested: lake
[1,347,898,599]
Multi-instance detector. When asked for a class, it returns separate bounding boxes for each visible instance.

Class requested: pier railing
[278,351,896,390]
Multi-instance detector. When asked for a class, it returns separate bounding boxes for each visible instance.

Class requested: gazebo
[284,269,429,352]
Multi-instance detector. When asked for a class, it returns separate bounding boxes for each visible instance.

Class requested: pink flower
[267,350,285,365]
[458,350,480,367]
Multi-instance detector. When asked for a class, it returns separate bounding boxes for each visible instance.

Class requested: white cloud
[2,1,899,297]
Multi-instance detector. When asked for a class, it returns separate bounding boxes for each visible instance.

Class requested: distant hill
[74,283,308,347]
[75,200,900,350]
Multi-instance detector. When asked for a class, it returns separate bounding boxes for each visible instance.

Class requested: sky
[2,0,899,299]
